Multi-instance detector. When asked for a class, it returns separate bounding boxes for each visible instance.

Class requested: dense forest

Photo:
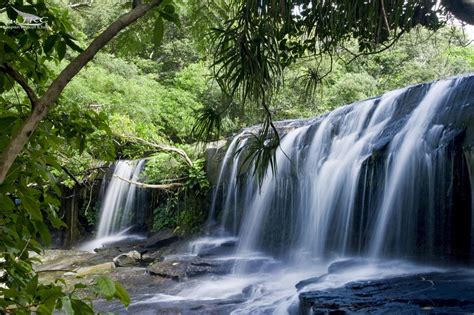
[1,0,474,313]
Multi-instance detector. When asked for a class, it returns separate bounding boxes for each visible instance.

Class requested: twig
[61,166,82,186]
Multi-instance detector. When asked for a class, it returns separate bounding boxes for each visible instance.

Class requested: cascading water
[103,75,474,314]
[97,160,145,237]
[81,160,146,251]
[207,132,250,235]
[227,77,473,263]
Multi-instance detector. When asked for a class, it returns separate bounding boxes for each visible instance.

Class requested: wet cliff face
[207,74,474,265]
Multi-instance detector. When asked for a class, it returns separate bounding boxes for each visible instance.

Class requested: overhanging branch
[113,174,184,190]
[1,63,39,107]
[124,136,194,167]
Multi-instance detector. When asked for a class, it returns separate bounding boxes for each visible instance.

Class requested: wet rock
[113,250,141,267]
[147,260,188,280]
[68,262,116,276]
[34,249,95,272]
[296,259,368,291]
[190,237,238,257]
[299,271,474,314]
[186,260,233,277]
[327,258,368,274]
[144,229,178,249]
[147,258,234,280]
[141,251,163,263]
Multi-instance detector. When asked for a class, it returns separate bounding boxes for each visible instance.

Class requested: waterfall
[80,159,147,251]
[96,160,146,237]
[207,133,249,234]
[209,75,474,265]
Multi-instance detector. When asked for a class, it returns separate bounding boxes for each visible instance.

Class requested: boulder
[113,250,142,267]
[144,229,178,249]
[299,271,474,314]
[147,260,188,281]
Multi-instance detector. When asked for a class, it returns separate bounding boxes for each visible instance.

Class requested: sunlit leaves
[94,276,131,307]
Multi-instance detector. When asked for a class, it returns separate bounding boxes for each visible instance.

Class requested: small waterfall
[81,160,147,251]
[207,133,252,235]
[96,160,146,237]
[207,75,474,266]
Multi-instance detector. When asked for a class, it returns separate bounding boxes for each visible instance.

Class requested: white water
[130,258,442,314]
[370,80,453,256]
[81,160,146,251]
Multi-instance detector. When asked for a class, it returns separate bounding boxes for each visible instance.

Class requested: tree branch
[61,166,82,186]
[125,136,194,167]
[0,0,163,184]
[380,0,390,33]
[1,63,39,107]
[113,174,184,190]
[69,0,93,9]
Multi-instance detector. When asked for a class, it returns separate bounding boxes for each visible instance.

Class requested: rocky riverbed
[35,233,474,314]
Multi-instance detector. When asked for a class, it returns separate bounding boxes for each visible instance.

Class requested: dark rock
[144,229,178,249]
[299,271,474,314]
[296,259,369,291]
[186,259,233,277]
[147,258,234,280]
[147,260,188,281]
[296,276,325,291]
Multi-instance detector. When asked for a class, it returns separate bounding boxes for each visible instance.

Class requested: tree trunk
[0,0,162,184]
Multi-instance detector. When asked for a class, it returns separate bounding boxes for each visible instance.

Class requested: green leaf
[37,221,52,245]
[159,10,180,27]
[26,275,38,296]
[163,4,175,14]
[153,16,164,47]
[0,194,16,211]
[114,281,130,307]
[21,195,42,221]
[37,300,56,315]
[73,283,87,289]
[71,299,94,315]
[43,35,58,54]
[64,37,83,53]
[61,296,74,315]
[57,41,67,60]
[95,276,116,299]
[0,33,17,51]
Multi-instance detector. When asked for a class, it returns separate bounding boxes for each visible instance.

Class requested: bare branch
[1,63,39,107]
[124,136,194,167]
[69,0,93,9]
[113,175,184,190]
[61,166,82,186]
[380,0,390,34]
